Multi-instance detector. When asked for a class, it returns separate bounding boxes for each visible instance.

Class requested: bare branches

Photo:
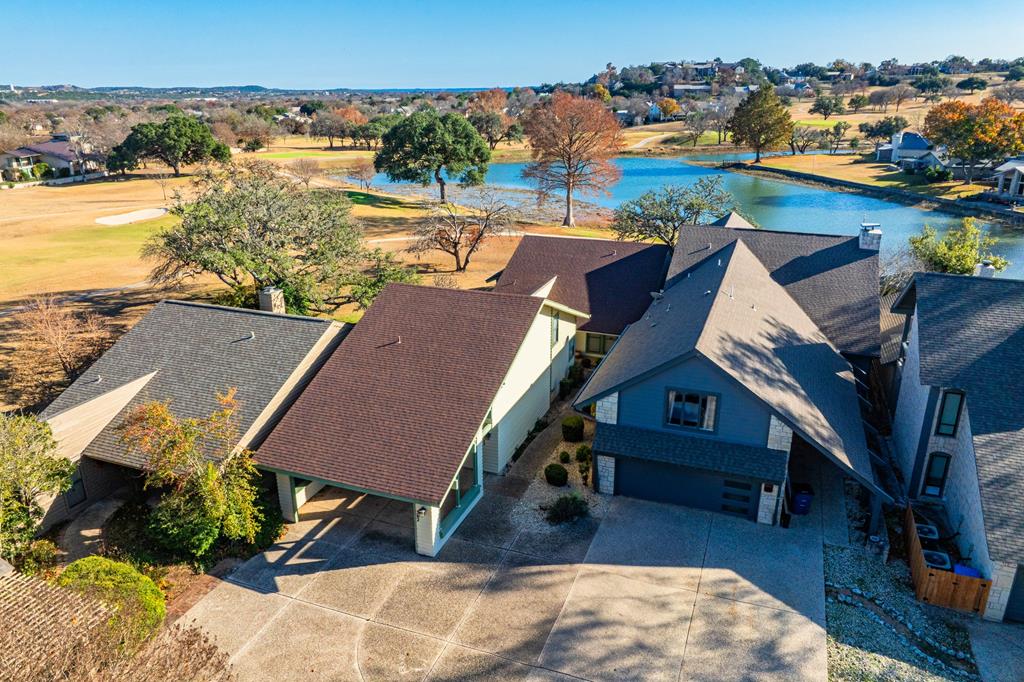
[411,194,515,272]
[522,92,623,226]
[289,158,322,189]
[18,295,111,384]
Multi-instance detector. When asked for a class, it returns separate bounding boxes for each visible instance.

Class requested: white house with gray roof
[890,271,1024,622]
[37,298,345,529]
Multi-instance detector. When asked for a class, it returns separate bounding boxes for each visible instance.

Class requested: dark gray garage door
[614,457,761,521]
[1006,565,1024,623]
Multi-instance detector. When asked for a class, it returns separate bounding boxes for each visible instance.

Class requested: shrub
[561,415,584,442]
[575,444,592,463]
[568,363,584,383]
[923,165,954,183]
[532,418,548,434]
[559,450,571,464]
[578,461,590,485]
[32,162,50,179]
[546,493,589,524]
[58,556,166,649]
[147,485,223,559]
[544,463,568,486]
[558,377,575,399]
[17,539,59,576]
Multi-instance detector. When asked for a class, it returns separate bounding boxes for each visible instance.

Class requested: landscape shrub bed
[546,493,589,524]
[58,556,166,649]
[544,463,568,486]
[561,415,584,442]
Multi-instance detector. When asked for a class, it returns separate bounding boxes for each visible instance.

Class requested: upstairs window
[550,311,560,347]
[922,452,951,497]
[666,390,717,432]
[935,390,964,437]
[585,333,613,355]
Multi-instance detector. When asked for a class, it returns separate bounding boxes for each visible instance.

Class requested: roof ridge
[385,282,548,304]
[160,299,335,324]
[697,225,860,241]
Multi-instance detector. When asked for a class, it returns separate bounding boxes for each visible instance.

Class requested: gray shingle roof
[904,272,1024,563]
[41,301,338,469]
[493,235,670,335]
[594,423,789,482]
[577,239,883,497]
[668,227,880,357]
[710,211,755,228]
[257,284,545,506]
[880,292,906,365]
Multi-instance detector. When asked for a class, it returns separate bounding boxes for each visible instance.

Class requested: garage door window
[666,389,718,432]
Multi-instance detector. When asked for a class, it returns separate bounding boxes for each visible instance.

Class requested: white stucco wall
[892,313,930,483]
[484,304,576,473]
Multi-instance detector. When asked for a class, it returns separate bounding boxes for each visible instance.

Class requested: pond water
[376,156,1024,276]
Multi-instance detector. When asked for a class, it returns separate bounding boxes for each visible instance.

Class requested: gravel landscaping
[824,545,979,681]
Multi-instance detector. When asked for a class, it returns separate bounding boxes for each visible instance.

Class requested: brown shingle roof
[257,284,545,505]
[493,235,670,335]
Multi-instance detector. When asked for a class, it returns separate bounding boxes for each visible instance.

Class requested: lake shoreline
[695,160,1024,227]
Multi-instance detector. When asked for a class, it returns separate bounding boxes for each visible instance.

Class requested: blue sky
[8,1,1024,89]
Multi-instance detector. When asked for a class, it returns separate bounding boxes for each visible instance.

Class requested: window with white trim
[665,389,717,432]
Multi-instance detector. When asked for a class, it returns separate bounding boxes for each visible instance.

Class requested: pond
[376,156,1024,276]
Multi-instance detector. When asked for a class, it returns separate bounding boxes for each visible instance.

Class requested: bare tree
[410,195,515,271]
[789,126,820,154]
[347,158,376,190]
[994,83,1024,105]
[18,296,110,384]
[880,245,927,295]
[153,173,171,202]
[522,92,624,226]
[290,158,322,189]
[889,84,916,112]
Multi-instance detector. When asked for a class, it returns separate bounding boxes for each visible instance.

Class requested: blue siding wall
[617,356,771,447]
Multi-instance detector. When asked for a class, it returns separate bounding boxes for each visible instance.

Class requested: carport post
[276,473,298,523]
[414,505,441,557]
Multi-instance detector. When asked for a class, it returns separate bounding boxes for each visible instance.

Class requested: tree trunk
[435,169,447,203]
[754,147,762,163]
[563,186,575,227]
[172,162,181,176]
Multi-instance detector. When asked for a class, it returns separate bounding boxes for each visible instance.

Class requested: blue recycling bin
[791,483,814,515]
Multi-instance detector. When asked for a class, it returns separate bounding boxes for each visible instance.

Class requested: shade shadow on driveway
[186,480,827,681]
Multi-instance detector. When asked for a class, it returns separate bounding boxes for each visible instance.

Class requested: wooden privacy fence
[904,505,992,615]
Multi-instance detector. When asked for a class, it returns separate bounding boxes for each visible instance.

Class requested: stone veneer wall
[595,393,618,495]
[984,561,1020,622]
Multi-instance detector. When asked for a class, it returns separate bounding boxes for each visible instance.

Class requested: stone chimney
[258,286,286,314]
[859,223,882,251]
[974,259,996,278]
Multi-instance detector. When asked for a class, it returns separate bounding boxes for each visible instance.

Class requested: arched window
[922,452,951,498]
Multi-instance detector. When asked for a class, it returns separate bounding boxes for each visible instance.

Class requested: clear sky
[8,1,1024,89]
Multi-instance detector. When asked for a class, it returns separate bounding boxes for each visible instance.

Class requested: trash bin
[791,483,814,515]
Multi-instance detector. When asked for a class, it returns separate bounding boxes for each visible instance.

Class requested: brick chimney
[258,286,286,314]
[859,223,882,251]
[974,259,996,278]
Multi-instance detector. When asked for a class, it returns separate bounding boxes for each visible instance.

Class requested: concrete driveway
[187,485,825,681]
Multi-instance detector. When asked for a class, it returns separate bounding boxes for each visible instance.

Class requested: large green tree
[612,177,737,248]
[374,110,490,202]
[909,218,1010,275]
[726,87,793,162]
[144,161,416,313]
[108,115,230,176]
[809,94,846,120]
[0,413,74,563]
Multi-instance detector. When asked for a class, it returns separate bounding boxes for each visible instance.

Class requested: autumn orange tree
[924,98,1024,183]
[522,91,623,226]
[118,388,261,559]
[658,98,681,118]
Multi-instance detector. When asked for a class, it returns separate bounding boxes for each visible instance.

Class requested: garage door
[614,457,761,521]
[1005,565,1024,623]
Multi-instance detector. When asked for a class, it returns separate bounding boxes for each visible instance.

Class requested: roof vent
[650,291,664,301]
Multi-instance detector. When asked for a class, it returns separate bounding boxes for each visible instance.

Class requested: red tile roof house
[258,283,586,556]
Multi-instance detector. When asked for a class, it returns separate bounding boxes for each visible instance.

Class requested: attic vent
[704,290,712,296]
[396,335,402,345]
[717,258,722,267]
[91,375,103,384]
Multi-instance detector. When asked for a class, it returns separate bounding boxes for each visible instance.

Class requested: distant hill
[4,83,507,101]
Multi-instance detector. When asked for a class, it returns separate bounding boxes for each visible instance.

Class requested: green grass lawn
[0,214,178,300]
[345,190,408,210]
